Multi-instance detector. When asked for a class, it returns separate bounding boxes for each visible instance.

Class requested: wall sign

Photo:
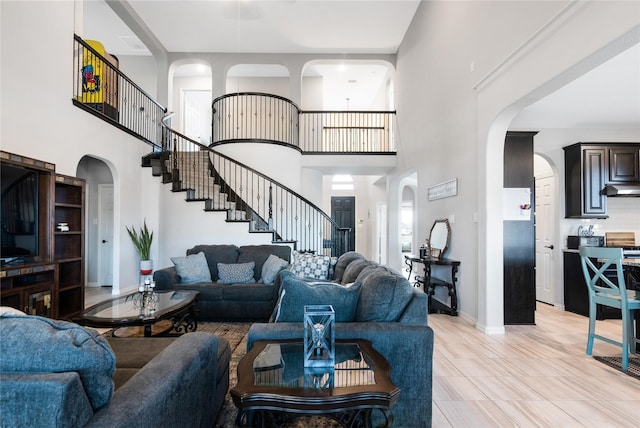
[427,178,458,201]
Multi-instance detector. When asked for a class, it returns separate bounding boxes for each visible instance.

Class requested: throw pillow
[291,252,332,280]
[0,306,26,316]
[217,262,256,284]
[261,254,289,284]
[0,314,116,410]
[274,271,361,322]
[171,251,212,284]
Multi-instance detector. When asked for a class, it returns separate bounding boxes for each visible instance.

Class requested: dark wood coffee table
[231,339,400,427]
[76,290,199,337]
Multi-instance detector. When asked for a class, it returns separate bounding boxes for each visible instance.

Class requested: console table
[404,254,460,316]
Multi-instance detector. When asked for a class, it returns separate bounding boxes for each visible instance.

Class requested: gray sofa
[154,244,291,320]
[248,251,434,427]
[0,311,230,428]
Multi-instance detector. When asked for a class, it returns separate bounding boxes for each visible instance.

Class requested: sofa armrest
[248,322,433,428]
[0,372,94,428]
[153,266,180,290]
[87,332,220,428]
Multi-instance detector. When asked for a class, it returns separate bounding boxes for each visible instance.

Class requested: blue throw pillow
[261,254,289,284]
[171,251,212,284]
[274,272,361,322]
[217,261,256,284]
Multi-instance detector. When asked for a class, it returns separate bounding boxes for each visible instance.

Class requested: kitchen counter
[564,248,640,267]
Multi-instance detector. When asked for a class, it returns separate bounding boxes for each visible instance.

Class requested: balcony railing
[71,35,166,148]
[212,93,396,153]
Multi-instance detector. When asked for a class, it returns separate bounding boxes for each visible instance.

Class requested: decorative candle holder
[303,305,335,368]
[133,279,158,314]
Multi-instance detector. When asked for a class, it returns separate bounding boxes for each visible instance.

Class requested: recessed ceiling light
[348,79,357,84]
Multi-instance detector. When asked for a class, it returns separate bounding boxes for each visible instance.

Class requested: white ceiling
[83,0,640,128]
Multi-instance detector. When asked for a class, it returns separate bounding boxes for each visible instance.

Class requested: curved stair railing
[149,114,350,256]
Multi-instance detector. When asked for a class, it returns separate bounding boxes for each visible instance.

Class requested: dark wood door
[503,131,536,325]
[331,196,355,252]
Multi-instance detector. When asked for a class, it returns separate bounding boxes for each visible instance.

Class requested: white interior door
[535,174,555,304]
[98,184,114,286]
[183,89,212,144]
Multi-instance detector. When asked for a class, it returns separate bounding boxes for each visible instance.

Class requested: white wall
[117,55,158,98]
[157,189,274,269]
[225,76,290,99]
[395,0,640,331]
[1,1,161,294]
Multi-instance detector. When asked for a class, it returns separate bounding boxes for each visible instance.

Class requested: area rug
[106,322,340,427]
[594,356,640,381]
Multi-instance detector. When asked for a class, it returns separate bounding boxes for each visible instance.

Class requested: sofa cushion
[238,245,291,281]
[171,251,212,284]
[261,254,289,284]
[355,267,414,322]
[291,252,333,280]
[222,283,277,301]
[333,251,366,283]
[274,272,361,322]
[187,244,239,281]
[342,258,371,284]
[0,314,116,410]
[217,262,256,284]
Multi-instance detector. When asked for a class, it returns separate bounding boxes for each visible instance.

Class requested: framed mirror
[428,219,450,259]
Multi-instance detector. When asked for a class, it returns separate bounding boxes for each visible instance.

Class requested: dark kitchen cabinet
[564,143,640,218]
[608,146,640,183]
[564,143,608,218]
[563,251,589,316]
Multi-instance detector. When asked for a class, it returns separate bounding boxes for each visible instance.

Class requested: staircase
[141,130,347,253]
[71,36,393,257]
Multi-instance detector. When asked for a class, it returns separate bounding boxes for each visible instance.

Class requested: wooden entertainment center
[1,151,85,319]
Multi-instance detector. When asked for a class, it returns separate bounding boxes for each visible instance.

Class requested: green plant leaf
[127,219,153,260]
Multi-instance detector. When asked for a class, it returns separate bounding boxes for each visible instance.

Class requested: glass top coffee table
[231,339,400,427]
[76,290,199,337]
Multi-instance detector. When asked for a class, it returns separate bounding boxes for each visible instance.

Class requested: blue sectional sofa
[0,311,230,428]
[247,251,434,427]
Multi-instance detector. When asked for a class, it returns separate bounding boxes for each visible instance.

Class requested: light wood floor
[85,287,639,426]
[430,303,640,427]
[85,286,114,308]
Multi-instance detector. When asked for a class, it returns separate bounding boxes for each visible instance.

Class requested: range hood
[603,184,640,197]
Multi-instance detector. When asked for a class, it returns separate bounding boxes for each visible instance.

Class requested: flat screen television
[1,164,39,263]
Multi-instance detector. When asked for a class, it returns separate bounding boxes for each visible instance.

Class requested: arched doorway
[77,156,114,296]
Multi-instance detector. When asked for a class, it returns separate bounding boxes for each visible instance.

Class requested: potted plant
[126,220,154,274]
